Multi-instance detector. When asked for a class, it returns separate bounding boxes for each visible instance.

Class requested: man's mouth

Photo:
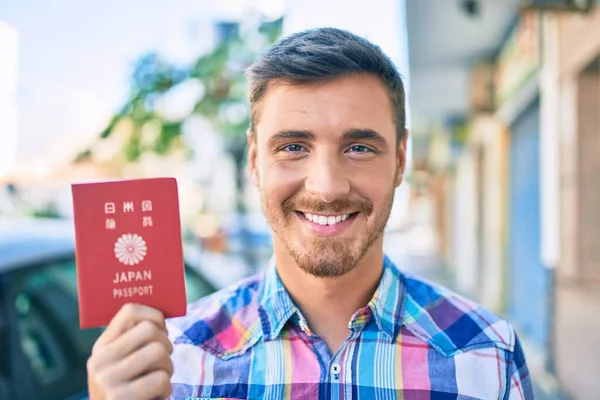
[297,211,359,226]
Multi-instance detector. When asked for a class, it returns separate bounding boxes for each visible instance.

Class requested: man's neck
[273,240,385,354]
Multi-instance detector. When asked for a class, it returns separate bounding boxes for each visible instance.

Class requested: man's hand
[86,304,174,400]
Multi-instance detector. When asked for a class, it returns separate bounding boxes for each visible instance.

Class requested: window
[184,266,217,302]
[14,291,69,386]
[11,257,215,399]
[13,258,101,399]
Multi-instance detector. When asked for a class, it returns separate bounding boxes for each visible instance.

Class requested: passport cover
[71,177,187,328]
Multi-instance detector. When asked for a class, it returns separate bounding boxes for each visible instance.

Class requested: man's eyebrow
[268,130,316,145]
[342,128,390,151]
[266,128,390,150]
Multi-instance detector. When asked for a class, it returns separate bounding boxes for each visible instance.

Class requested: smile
[302,212,354,226]
[295,211,359,236]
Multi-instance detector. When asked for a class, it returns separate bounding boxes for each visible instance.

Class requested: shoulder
[400,271,518,357]
[166,273,265,359]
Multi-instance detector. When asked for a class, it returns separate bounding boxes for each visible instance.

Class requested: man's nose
[304,153,350,202]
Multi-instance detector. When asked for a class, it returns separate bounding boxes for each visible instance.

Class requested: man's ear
[395,130,409,187]
[247,129,260,187]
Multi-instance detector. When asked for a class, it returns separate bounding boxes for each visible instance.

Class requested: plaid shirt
[167,255,533,399]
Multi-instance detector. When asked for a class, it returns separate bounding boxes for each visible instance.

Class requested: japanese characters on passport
[71,177,187,329]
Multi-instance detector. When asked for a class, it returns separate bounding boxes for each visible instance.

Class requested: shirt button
[331,362,341,375]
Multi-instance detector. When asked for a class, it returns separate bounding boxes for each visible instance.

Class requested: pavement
[552,284,600,400]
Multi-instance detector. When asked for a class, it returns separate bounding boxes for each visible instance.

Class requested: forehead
[253,73,395,140]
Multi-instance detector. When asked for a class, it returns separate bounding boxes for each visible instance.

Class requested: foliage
[77,16,283,165]
[74,16,283,272]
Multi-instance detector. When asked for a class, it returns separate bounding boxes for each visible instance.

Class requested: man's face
[248,73,407,277]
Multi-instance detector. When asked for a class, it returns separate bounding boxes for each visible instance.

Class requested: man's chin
[291,247,360,278]
[298,262,356,278]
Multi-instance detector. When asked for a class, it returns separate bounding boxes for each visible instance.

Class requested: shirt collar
[257,257,300,340]
[257,254,405,341]
[367,255,405,340]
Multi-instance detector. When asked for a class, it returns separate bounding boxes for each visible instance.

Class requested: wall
[558,8,600,79]
[557,7,600,283]
[554,7,600,399]
[576,62,600,283]
[470,116,509,312]
[451,150,479,297]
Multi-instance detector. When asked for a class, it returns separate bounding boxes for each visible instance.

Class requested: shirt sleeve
[505,333,535,400]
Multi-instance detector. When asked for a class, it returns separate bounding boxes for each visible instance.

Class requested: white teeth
[303,212,352,225]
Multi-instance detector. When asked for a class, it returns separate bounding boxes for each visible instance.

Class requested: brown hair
[245,27,407,142]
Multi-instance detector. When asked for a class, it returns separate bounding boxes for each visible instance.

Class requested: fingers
[94,370,173,400]
[87,303,174,400]
[93,320,173,371]
[94,303,166,352]
[119,370,173,400]
[111,341,174,383]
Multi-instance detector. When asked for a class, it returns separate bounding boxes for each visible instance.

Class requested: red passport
[71,177,187,329]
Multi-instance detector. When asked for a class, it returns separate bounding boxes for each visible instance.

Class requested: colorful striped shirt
[166,255,533,399]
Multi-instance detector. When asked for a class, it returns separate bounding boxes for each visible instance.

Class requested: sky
[0,0,408,180]
[0,0,225,176]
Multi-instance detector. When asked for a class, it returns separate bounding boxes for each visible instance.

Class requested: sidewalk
[383,231,566,400]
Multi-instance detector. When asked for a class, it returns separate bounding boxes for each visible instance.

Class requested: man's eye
[347,145,373,153]
[282,144,305,153]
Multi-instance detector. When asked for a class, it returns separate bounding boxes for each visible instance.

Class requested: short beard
[261,183,396,278]
[290,225,384,278]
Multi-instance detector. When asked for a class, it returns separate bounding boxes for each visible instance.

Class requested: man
[87,28,533,399]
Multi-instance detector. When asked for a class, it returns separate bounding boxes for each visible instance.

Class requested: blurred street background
[1,0,600,399]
